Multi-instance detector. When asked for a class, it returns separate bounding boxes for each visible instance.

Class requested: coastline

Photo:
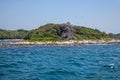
[0,39,120,47]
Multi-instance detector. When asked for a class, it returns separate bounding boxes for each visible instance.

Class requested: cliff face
[60,22,74,40]
[24,22,112,41]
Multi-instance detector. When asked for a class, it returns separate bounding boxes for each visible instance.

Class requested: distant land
[0,22,120,41]
[0,29,29,39]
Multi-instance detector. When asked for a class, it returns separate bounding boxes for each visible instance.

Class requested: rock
[60,22,74,40]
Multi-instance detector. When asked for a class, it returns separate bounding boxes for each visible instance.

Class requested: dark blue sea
[0,44,120,80]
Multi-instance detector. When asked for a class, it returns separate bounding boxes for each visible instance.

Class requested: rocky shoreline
[0,39,120,47]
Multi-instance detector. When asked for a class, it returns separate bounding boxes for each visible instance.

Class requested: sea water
[0,44,120,80]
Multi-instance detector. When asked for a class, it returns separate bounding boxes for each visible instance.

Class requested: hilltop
[24,22,112,41]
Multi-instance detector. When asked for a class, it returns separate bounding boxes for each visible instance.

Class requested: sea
[0,41,120,80]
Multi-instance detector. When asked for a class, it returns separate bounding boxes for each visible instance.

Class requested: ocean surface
[0,43,120,80]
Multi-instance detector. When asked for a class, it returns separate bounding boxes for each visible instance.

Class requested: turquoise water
[0,44,120,80]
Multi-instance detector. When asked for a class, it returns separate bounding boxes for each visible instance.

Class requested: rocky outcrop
[60,22,74,40]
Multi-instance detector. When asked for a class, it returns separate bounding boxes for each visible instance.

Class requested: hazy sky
[0,0,120,33]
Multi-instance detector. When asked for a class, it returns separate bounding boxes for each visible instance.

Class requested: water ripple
[0,44,120,80]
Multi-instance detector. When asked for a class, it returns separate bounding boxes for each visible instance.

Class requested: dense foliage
[24,22,112,41]
[0,29,29,39]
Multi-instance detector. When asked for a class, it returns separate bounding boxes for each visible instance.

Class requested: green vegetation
[0,29,29,39]
[73,26,110,40]
[24,24,62,41]
[109,33,120,39]
[0,22,115,41]
[24,22,112,41]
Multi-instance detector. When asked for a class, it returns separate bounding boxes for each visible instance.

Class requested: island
[0,22,120,46]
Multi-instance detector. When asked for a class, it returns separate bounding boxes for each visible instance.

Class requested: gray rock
[60,22,74,40]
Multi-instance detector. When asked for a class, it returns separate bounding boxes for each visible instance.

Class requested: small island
[0,22,120,46]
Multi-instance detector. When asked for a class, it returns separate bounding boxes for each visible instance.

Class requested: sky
[0,0,120,33]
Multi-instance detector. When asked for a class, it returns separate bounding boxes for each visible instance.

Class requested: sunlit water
[0,44,120,80]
